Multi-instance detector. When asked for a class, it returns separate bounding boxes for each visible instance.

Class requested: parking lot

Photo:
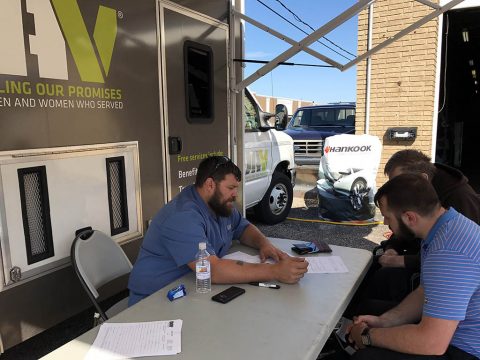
[248,166,388,252]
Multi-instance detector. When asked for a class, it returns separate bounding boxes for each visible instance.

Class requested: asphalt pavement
[247,166,389,252]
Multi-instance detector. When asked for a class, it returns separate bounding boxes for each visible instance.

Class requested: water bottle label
[196,263,210,280]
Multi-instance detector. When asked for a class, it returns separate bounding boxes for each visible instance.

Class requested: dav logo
[0,0,118,84]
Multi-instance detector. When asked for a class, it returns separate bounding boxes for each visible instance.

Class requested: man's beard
[208,188,235,217]
[395,215,416,240]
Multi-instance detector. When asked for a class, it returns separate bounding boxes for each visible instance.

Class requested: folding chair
[71,228,132,324]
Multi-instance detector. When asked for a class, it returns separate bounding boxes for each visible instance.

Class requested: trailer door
[159,2,230,200]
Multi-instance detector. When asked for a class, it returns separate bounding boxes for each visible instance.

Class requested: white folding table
[42,237,372,360]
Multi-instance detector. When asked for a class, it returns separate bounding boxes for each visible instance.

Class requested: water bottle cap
[199,242,207,250]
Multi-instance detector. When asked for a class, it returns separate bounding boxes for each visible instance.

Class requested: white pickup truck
[243,88,296,224]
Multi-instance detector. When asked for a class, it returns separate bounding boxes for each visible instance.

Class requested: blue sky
[244,0,359,104]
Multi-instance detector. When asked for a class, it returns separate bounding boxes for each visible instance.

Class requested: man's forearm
[239,224,270,249]
[210,259,277,283]
[379,254,405,267]
[369,324,444,355]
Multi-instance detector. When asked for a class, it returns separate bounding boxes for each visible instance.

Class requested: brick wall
[356,0,439,185]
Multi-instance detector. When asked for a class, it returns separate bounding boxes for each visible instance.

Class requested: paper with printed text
[85,319,182,359]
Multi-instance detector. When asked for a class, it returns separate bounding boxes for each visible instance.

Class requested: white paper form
[306,256,348,273]
[224,251,348,273]
[85,319,182,360]
[223,251,274,264]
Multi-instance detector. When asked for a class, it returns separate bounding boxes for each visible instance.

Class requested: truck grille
[294,140,324,158]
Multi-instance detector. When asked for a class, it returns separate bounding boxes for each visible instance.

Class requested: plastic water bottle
[195,242,211,293]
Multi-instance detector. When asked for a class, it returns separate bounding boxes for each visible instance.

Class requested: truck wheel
[254,172,293,224]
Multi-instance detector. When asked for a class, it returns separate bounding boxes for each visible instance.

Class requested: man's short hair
[374,173,440,216]
[195,156,242,186]
[384,149,436,179]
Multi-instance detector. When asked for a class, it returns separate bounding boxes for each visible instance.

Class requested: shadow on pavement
[248,186,388,252]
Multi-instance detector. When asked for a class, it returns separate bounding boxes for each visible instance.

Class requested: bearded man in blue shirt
[128,156,308,306]
[348,173,479,359]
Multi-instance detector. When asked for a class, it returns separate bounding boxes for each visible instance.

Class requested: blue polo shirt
[421,208,480,358]
[128,185,250,306]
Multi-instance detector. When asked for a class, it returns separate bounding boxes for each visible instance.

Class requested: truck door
[243,90,273,207]
[158,2,230,200]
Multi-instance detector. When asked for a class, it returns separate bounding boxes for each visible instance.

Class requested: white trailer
[0,0,298,351]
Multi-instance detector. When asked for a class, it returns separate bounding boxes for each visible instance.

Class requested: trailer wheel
[254,172,293,224]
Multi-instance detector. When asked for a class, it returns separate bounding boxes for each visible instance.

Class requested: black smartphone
[211,286,245,304]
[291,245,310,255]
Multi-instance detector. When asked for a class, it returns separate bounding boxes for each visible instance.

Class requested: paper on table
[85,319,182,360]
[223,251,275,264]
[306,256,348,273]
[223,251,347,273]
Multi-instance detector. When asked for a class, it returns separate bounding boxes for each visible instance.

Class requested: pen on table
[249,282,281,289]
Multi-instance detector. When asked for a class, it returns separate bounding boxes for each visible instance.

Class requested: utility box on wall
[386,127,417,141]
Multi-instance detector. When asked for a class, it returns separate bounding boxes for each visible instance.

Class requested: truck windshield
[288,107,355,128]
[289,110,307,127]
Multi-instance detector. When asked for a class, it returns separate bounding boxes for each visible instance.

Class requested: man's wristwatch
[361,327,372,346]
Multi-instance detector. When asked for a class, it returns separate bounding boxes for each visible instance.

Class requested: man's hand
[348,321,369,350]
[259,242,286,262]
[383,230,393,239]
[353,314,389,328]
[273,253,308,283]
[379,253,405,268]
[384,248,398,256]
[346,314,391,349]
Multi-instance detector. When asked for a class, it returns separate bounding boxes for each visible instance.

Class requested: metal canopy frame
[233,0,465,92]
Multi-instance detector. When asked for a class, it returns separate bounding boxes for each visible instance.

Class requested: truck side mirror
[274,104,288,130]
[263,112,274,121]
[262,112,275,127]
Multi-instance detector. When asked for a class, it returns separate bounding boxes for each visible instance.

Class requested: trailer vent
[18,166,54,265]
[106,157,129,235]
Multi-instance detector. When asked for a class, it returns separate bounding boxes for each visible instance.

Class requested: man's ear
[204,177,216,192]
[401,211,418,227]
[420,172,429,181]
